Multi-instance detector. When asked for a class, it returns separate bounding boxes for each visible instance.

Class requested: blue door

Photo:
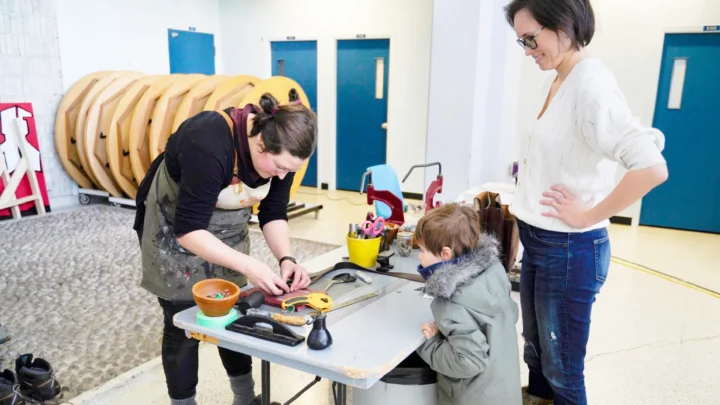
[640,33,720,233]
[271,41,318,187]
[168,29,215,74]
[336,39,390,191]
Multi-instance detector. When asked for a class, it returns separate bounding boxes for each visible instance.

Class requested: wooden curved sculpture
[148,74,206,161]
[106,75,167,199]
[128,75,180,186]
[54,71,113,189]
[75,71,139,187]
[171,75,231,133]
[240,76,314,203]
[203,74,260,112]
[83,72,146,196]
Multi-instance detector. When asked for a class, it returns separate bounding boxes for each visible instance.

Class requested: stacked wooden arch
[55,71,311,200]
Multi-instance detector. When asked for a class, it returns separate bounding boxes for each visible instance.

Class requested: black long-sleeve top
[161,106,293,235]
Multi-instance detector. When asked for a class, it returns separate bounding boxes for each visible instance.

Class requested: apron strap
[218,109,239,177]
[218,109,234,130]
[152,109,239,223]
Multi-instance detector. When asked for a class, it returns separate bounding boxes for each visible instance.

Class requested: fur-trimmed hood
[421,234,508,308]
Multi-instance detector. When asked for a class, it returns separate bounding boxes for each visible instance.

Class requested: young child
[414,203,522,405]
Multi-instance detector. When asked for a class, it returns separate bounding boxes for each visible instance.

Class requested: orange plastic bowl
[192,279,241,317]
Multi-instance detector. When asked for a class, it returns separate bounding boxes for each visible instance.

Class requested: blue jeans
[517,220,611,405]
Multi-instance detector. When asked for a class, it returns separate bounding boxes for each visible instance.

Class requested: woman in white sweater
[503,1,668,404]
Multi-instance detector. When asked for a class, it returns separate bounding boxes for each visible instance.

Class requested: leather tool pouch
[473,191,519,273]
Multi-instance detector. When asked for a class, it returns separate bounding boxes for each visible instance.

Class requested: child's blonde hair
[414,203,481,258]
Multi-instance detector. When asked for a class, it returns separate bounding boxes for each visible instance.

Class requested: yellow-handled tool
[281,293,333,313]
[245,308,311,326]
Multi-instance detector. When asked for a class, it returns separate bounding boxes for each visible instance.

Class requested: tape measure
[281,293,333,313]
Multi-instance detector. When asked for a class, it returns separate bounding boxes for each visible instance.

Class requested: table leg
[262,360,271,405]
[337,383,347,405]
[332,382,347,405]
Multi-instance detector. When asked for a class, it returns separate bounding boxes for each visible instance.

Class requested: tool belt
[473,191,520,273]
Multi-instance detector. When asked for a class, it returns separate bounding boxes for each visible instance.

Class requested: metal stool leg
[262,360,271,405]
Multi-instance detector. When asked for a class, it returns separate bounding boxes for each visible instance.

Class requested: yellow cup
[346,235,382,268]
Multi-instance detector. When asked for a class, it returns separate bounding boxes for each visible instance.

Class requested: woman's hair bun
[288,88,299,102]
[249,89,318,161]
[259,93,279,114]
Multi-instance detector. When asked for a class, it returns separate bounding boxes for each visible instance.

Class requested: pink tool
[360,217,385,239]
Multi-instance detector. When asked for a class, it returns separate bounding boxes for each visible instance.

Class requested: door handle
[381,123,388,130]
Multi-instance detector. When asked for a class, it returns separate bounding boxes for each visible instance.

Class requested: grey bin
[352,352,438,405]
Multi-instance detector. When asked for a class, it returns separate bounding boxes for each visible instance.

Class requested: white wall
[56,0,223,93]
[1,0,74,208]
[468,0,522,189]
[218,0,433,194]
[424,0,480,204]
[515,0,720,221]
[425,0,521,203]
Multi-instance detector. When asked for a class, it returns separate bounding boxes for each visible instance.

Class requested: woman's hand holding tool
[280,261,312,292]
[244,256,290,296]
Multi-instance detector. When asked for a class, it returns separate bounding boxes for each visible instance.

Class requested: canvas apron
[139,110,271,301]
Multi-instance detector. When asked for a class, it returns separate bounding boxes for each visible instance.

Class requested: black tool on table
[376,251,395,272]
[379,228,389,252]
[307,313,333,350]
[235,290,265,315]
[323,273,357,292]
[225,315,306,347]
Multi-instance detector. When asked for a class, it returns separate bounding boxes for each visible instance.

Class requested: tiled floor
[72,188,720,405]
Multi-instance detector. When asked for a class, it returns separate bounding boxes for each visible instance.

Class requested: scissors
[323,273,358,292]
[360,216,385,239]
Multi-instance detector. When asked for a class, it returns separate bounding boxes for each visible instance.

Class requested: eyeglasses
[516,27,544,50]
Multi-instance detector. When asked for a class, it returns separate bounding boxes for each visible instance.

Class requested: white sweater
[510,58,666,233]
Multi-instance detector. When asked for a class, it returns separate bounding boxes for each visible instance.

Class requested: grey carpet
[0,205,338,399]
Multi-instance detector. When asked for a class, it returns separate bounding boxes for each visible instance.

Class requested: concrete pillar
[425,0,522,203]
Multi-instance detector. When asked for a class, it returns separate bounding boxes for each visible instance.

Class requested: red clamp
[361,171,405,226]
[403,162,443,213]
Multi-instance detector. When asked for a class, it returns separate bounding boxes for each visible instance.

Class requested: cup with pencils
[346,216,386,267]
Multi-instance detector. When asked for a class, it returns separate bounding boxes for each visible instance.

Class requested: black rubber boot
[0,370,25,405]
[14,354,61,402]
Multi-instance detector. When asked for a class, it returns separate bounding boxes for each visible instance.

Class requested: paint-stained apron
[139,110,271,301]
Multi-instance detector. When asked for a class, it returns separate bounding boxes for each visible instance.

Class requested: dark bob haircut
[504,0,596,50]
